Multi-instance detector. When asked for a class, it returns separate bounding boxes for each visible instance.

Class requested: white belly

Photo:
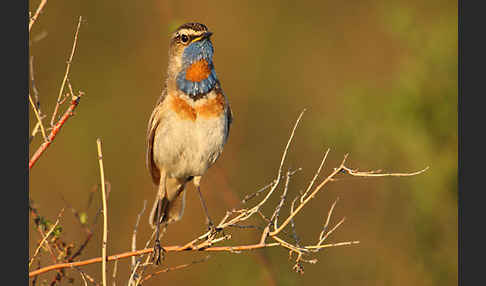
[153,110,227,179]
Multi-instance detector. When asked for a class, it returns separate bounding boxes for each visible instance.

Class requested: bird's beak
[191,31,213,43]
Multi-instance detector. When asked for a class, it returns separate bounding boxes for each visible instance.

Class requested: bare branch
[128,229,157,286]
[301,148,330,203]
[318,217,346,246]
[29,110,428,279]
[96,138,108,286]
[319,197,339,241]
[289,196,302,248]
[29,93,48,142]
[111,259,118,286]
[50,16,83,127]
[29,0,48,31]
[29,92,84,169]
[131,200,147,269]
[306,240,360,250]
[271,168,301,231]
[241,180,275,203]
[74,267,100,286]
[29,208,64,268]
[29,56,48,143]
[141,256,211,283]
[340,165,429,177]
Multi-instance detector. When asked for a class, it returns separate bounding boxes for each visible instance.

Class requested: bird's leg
[196,185,215,230]
[152,199,165,265]
[152,172,167,265]
[195,183,222,241]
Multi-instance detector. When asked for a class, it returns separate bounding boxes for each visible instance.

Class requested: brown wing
[146,89,167,185]
[214,83,233,138]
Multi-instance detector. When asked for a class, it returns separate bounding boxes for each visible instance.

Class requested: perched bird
[146,22,232,262]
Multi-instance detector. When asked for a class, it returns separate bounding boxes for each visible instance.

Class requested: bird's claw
[152,239,166,265]
[207,221,223,239]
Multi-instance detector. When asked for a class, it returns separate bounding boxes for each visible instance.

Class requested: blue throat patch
[176,39,218,97]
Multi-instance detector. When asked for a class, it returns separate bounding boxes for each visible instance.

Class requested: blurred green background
[29,0,457,285]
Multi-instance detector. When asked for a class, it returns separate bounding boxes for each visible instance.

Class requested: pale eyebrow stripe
[176,29,204,37]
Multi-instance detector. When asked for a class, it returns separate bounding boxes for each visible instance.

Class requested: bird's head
[167,22,218,99]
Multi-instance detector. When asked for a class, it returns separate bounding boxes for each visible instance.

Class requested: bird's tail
[149,177,187,229]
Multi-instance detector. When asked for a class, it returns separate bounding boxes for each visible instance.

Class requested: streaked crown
[166,22,218,99]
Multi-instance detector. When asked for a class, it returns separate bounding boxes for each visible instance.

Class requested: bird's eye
[180,34,189,43]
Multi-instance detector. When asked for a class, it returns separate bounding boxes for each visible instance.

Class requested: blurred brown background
[29,0,457,285]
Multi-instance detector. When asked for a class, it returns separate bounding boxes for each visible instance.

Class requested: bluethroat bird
[146,22,232,263]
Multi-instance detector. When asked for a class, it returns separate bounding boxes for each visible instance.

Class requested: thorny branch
[29,110,428,281]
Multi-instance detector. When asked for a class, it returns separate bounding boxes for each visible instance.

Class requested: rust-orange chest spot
[185,59,212,82]
[170,92,225,121]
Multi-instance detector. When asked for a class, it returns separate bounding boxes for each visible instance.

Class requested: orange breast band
[171,92,225,121]
[171,96,197,121]
[195,92,225,118]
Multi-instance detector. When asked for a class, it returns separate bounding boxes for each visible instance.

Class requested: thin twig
[30,121,42,143]
[29,208,64,268]
[216,109,307,233]
[78,270,89,286]
[271,168,300,230]
[306,240,360,250]
[111,259,118,286]
[241,180,275,203]
[29,56,47,142]
[96,138,108,286]
[131,200,147,269]
[92,181,112,227]
[50,16,82,127]
[340,165,430,177]
[29,56,41,113]
[141,256,211,283]
[318,217,346,246]
[29,0,48,31]
[74,267,100,286]
[67,78,76,98]
[289,196,302,248]
[319,197,339,241]
[29,201,59,263]
[257,110,305,210]
[130,229,157,286]
[269,156,348,236]
[301,148,330,203]
[29,94,48,142]
[29,92,84,169]
[64,192,94,261]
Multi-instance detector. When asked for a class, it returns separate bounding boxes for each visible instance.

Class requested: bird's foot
[206,220,223,240]
[152,239,166,265]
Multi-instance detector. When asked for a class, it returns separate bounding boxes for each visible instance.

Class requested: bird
[145,22,232,263]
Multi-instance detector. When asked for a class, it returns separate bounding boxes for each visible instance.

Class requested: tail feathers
[149,178,187,229]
